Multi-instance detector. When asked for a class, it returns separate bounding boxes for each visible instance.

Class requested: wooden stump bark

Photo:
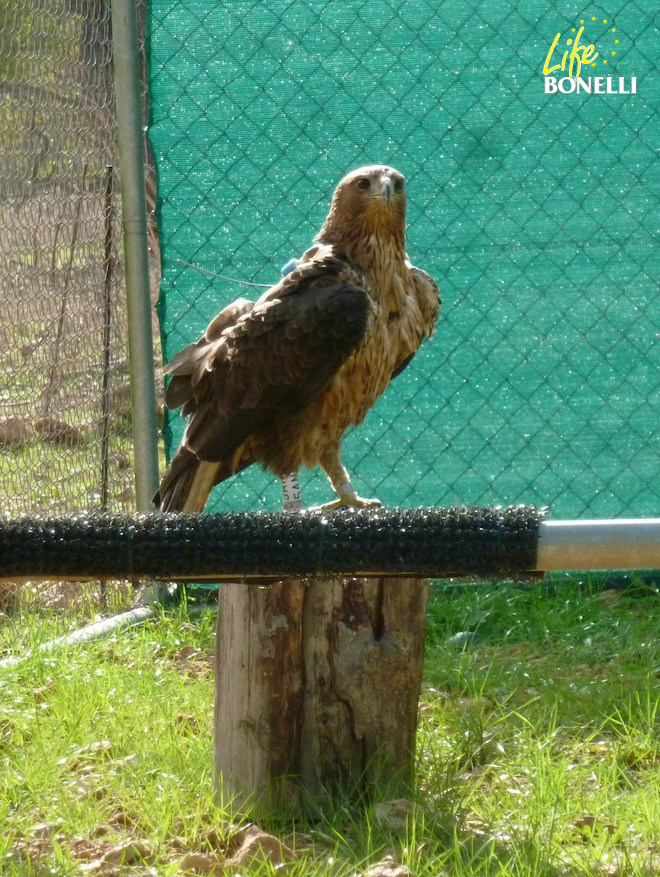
[214,575,428,813]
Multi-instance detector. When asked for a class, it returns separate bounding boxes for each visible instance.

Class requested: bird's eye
[394,178,404,192]
[356,177,371,191]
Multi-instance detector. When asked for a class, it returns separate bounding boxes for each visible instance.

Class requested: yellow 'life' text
[543,26,598,79]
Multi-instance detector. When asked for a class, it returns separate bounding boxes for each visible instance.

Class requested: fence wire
[0,0,138,517]
[148,0,659,519]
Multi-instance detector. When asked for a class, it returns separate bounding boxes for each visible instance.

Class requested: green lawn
[1,579,660,875]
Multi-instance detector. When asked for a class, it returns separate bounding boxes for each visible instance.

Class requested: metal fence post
[111,0,160,510]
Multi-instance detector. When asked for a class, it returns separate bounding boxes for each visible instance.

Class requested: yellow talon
[317,491,383,511]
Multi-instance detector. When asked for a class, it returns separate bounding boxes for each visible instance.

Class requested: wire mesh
[148,0,660,519]
[0,0,137,517]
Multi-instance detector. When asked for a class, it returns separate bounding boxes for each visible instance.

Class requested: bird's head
[316,165,407,255]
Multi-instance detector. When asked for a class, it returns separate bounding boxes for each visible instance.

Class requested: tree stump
[214,575,428,813]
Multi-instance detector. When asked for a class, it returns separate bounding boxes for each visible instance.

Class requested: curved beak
[380,176,393,202]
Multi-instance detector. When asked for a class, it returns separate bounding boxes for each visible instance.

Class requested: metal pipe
[111,0,160,509]
[537,519,660,571]
[0,602,216,670]
[0,606,155,669]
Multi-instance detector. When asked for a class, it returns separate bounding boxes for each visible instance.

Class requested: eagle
[154,165,439,513]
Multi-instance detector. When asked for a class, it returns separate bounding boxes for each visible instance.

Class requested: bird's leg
[281,472,304,511]
[316,445,382,510]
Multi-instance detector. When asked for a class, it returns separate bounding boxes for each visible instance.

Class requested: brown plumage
[154,165,439,512]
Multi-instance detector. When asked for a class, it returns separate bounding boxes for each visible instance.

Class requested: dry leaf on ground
[226,825,296,868]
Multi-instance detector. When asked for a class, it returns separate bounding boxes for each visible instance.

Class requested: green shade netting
[147,0,660,516]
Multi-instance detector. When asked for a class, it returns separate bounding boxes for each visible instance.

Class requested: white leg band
[282,473,303,510]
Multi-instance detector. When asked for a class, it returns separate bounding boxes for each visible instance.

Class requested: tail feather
[153,447,218,512]
[153,446,255,512]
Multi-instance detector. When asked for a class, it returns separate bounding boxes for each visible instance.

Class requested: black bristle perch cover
[0,506,542,580]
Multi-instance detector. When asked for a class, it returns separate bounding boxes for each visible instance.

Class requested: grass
[0,438,137,516]
[1,578,660,875]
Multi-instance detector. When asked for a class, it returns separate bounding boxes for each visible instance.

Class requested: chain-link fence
[0,0,139,517]
[148,0,659,519]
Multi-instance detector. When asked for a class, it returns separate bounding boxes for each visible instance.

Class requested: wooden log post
[214,575,428,813]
